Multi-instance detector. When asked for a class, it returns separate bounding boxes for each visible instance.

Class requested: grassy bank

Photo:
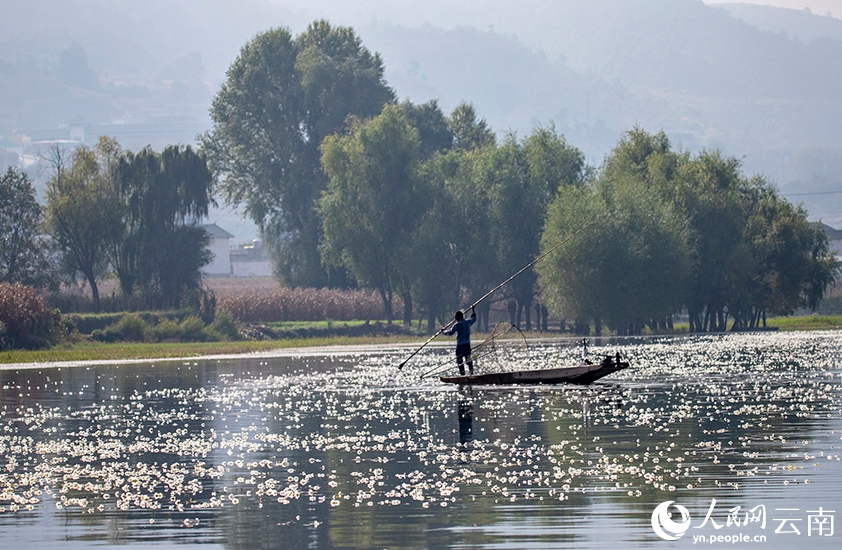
[767,314,842,331]
[0,334,418,365]
[4,315,841,366]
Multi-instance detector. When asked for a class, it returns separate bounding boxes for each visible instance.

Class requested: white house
[203,223,234,276]
[231,239,273,277]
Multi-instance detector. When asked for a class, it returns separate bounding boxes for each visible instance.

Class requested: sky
[704,0,841,18]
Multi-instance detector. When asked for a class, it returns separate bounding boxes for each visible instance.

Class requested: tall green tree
[319,105,427,323]
[398,99,453,160]
[601,129,744,332]
[462,127,585,330]
[537,175,692,335]
[450,102,496,151]
[514,126,586,328]
[204,21,395,287]
[113,145,213,308]
[411,146,497,331]
[730,179,837,329]
[409,103,499,329]
[44,140,121,310]
[556,128,838,334]
[0,167,54,288]
[677,151,747,332]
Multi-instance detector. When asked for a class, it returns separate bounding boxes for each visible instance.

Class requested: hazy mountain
[2,0,841,229]
[716,2,842,43]
[363,22,647,164]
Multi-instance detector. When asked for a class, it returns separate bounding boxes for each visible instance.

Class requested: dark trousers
[456,343,473,375]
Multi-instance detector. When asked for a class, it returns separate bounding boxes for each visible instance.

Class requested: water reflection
[458,391,474,445]
[0,332,840,548]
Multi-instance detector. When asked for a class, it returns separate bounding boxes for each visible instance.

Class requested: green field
[766,314,842,331]
[0,334,418,365]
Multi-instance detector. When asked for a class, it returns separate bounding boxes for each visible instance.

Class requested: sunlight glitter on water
[0,331,841,548]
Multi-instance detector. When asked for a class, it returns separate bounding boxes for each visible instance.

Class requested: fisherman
[443,306,477,375]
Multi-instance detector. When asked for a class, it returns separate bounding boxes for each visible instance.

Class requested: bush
[113,314,149,342]
[67,313,126,335]
[150,318,183,342]
[208,308,241,341]
[89,314,213,343]
[179,316,207,342]
[92,314,150,343]
[0,282,63,349]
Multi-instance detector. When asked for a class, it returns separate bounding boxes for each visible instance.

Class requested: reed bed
[209,278,401,323]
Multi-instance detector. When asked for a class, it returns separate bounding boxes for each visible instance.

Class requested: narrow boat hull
[440,360,629,386]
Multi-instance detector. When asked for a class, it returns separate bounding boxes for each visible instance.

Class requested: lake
[1,330,841,549]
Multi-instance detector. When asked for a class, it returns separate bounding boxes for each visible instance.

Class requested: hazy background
[1,0,840,242]
[706,0,840,15]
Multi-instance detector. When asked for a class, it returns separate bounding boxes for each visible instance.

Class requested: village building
[202,223,234,277]
[230,240,273,277]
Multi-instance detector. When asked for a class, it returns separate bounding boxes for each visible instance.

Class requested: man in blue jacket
[443,306,477,375]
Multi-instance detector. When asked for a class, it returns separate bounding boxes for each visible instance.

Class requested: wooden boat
[440,356,629,386]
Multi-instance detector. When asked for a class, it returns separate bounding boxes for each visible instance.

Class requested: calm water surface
[1,331,841,549]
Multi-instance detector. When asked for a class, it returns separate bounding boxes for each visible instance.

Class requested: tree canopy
[318,106,588,330]
[44,139,121,310]
[320,105,428,323]
[537,128,838,333]
[112,145,214,308]
[0,167,54,289]
[44,137,215,311]
[537,172,692,334]
[204,21,395,287]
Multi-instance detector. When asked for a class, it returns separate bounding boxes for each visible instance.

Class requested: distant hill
[2,0,841,227]
[362,22,644,163]
[716,3,842,43]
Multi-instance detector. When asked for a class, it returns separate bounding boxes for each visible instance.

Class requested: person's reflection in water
[582,396,592,428]
[458,391,474,445]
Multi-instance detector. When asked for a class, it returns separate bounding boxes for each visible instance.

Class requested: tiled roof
[203,223,234,239]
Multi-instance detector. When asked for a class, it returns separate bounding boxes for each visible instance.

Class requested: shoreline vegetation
[3,314,841,366]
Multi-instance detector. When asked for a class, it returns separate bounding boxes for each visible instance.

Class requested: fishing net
[420,321,529,379]
[471,321,529,367]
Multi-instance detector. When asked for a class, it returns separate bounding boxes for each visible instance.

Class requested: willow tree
[411,145,498,331]
[557,128,838,333]
[204,21,395,287]
[319,105,427,324]
[728,178,837,329]
[461,126,585,330]
[112,145,213,308]
[537,174,692,335]
[409,105,499,330]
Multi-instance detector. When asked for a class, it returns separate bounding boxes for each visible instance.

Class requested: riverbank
[0,333,420,365]
[3,314,840,366]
